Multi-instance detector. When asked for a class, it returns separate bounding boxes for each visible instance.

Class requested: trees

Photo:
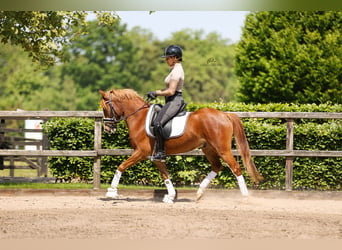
[0,43,78,111]
[0,11,120,110]
[182,31,239,103]
[0,11,117,67]
[0,43,47,110]
[236,11,342,104]
[0,11,240,110]
[61,26,240,109]
[60,20,142,110]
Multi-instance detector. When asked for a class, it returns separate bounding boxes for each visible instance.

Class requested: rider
[147,45,185,161]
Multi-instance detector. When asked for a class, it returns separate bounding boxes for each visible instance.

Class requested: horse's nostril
[104,127,116,133]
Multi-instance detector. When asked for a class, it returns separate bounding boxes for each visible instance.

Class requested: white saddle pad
[145,104,191,139]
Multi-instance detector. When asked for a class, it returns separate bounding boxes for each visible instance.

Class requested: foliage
[2,11,342,111]
[0,43,78,111]
[43,118,95,182]
[60,19,143,110]
[0,14,241,111]
[43,102,342,190]
[0,11,117,67]
[60,26,240,109]
[0,11,118,112]
[236,11,342,104]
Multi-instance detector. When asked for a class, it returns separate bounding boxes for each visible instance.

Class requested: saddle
[145,103,190,139]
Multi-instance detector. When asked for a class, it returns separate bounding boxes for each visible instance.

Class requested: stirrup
[149,152,166,162]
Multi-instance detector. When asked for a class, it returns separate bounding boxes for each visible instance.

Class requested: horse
[99,88,263,203]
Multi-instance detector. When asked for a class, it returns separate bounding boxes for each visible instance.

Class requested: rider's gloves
[146,91,157,100]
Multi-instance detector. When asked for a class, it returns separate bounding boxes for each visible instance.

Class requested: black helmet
[161,45,183,60]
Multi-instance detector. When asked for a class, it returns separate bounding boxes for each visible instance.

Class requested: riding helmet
[161,45,183,60]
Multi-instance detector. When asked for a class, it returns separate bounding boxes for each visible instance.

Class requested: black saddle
[148,103,187,139]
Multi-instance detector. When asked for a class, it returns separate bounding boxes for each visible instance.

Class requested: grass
[0,169,197,190]
[0,168,51,178]
[0,182,98,189]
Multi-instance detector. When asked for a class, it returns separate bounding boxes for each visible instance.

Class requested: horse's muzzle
[104,125,116,133]
[103,119,117,133]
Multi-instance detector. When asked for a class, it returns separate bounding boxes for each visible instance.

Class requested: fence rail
[1,149,341,158]
[1,110,341,191]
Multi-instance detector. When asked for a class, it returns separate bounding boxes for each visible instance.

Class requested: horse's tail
[226,113,264,184]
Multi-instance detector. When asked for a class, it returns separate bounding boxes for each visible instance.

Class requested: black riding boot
[152,125,166,162]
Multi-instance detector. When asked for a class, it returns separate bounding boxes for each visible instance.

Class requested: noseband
[103,93,149,130]
[103,94,123,129]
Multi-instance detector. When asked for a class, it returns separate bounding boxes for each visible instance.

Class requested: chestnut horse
[100,89,263,203]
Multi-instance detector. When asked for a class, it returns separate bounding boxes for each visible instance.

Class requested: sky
[116,11,250,43]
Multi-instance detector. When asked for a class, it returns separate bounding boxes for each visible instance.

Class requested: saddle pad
[145,104,191,139]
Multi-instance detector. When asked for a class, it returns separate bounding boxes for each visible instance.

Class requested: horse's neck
[122,100,147,128]
[125,106,147,133]
[122,100,145,115]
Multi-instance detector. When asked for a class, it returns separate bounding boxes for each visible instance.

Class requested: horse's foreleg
[106,150,144,198]
[236,175,248,196]
[106,170,122,198]
[163,179,176,204]
[154,161,176,204]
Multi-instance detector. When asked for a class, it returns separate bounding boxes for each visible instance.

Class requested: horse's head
[99,90,123,133]
[100,88,149,133]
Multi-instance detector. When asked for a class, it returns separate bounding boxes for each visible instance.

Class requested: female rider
[147,45,185,162]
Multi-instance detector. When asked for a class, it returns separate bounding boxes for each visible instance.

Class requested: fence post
[40,119,49,177]
[286,118,294,191]
[0,119,5,170]
[93,117,102,190]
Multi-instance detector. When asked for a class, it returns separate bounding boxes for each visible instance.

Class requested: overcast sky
[116,11,249,43]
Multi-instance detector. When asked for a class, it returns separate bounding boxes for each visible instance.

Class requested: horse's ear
[99,90,106,98]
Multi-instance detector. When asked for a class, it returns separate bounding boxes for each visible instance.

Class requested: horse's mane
[109,89,145,102]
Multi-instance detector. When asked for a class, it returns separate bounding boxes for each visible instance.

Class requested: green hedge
[43,103,342,190]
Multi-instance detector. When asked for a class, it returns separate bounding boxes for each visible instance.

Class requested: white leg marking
[236,175,249,196]
[106,170,122,198]
[105,187,119,198]
[111,170,122,188]
[163,179,176,203]
[196,171,217,200]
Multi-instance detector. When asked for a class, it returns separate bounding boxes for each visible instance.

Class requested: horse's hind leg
[197,146,223,201]
[220,150,249,196]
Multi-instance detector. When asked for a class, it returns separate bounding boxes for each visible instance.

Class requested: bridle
[103,94,123,129]
[103,93,149,132]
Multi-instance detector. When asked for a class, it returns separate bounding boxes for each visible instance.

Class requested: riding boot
[152,125,166,162]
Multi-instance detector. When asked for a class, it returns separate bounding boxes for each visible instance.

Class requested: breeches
[153,96,184,127]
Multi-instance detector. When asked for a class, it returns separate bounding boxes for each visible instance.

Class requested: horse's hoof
[105,188,119,199]
[162,194,175,204]
[106,192,120,198]
[196,188,204,201]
